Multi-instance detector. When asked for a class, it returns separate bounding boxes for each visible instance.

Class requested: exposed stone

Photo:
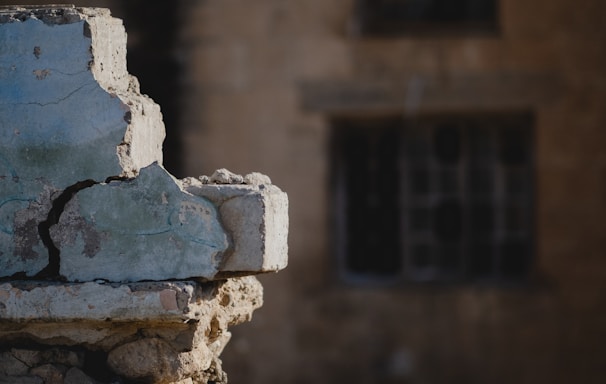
[209,168,244,184]
[174,379,194,384]
[0,277,262,382]
[0,351,29,375]
[63,367,97,384]
[29,364,65,384]
[9,348,83,369]
[9,349,41,368]
[193,359,227,384]
[107,338,198,382]
[0,375,42,384]
[0,277,262,347]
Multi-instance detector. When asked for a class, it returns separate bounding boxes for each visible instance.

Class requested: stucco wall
[175,1,606,383]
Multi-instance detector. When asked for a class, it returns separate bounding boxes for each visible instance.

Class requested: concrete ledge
[0,276,262,324]
[0,276,263,383]
[183,176,289,275]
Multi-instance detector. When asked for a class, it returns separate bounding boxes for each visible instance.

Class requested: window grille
[332,113,533,284]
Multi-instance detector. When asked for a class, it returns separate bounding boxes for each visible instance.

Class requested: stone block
[0,376,42,384]
[52,164,229,282]
[63,368,96,384]
[50,164,287,283]
[183,175,289,275]
[29,364,65,384]
[0,351,29,376]
[107,337,210,383]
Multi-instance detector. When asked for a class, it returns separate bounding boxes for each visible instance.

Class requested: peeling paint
[33,69,51,80]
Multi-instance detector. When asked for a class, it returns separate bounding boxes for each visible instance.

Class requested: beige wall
[176,1,606,383]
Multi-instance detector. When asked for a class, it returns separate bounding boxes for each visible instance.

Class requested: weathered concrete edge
[0,278,253,323]
[182,181,289,274]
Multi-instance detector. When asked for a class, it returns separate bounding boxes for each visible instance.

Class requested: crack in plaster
[35,179,98,280]
[0,82,96,107]
[28,174,137,281]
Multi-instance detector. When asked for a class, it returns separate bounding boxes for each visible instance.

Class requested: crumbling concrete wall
[0,277,263,383]
[0,5,287,383]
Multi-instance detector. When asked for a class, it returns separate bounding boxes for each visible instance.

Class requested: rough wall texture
[0,6,165,278]
[0,5,288,283]
[173,0,606,383]
[0,5,287,383]
[0,277,263,383]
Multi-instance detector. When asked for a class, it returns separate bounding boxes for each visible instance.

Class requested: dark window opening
[357,0,499,36]
[334,120,402,277]
[332,113,534,284]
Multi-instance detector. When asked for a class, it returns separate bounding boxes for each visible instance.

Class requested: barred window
[332,114,533,284]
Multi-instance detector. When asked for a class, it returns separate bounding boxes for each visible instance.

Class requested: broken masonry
[0,5,287,384]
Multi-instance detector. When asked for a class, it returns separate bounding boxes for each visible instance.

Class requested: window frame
[331,112,535,286]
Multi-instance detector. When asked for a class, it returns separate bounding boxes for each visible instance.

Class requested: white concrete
[184,177,289,274]
[0,276,262,324]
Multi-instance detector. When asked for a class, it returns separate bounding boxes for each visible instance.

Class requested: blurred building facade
[3,1,605,383]
[174,1,606,383]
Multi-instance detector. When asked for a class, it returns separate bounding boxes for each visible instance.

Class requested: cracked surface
[0,6,287,383]
[52,164,229,283]
[0,7,164,278]
[0,277,263,383]
[0,8,287,283]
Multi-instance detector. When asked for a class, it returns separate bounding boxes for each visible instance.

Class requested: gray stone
[53,164,229,282]
[0,376,43,384]
[9,350,41,368]
[63,367,96,384]
[0,351,29,375]
[30,364,64,384]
